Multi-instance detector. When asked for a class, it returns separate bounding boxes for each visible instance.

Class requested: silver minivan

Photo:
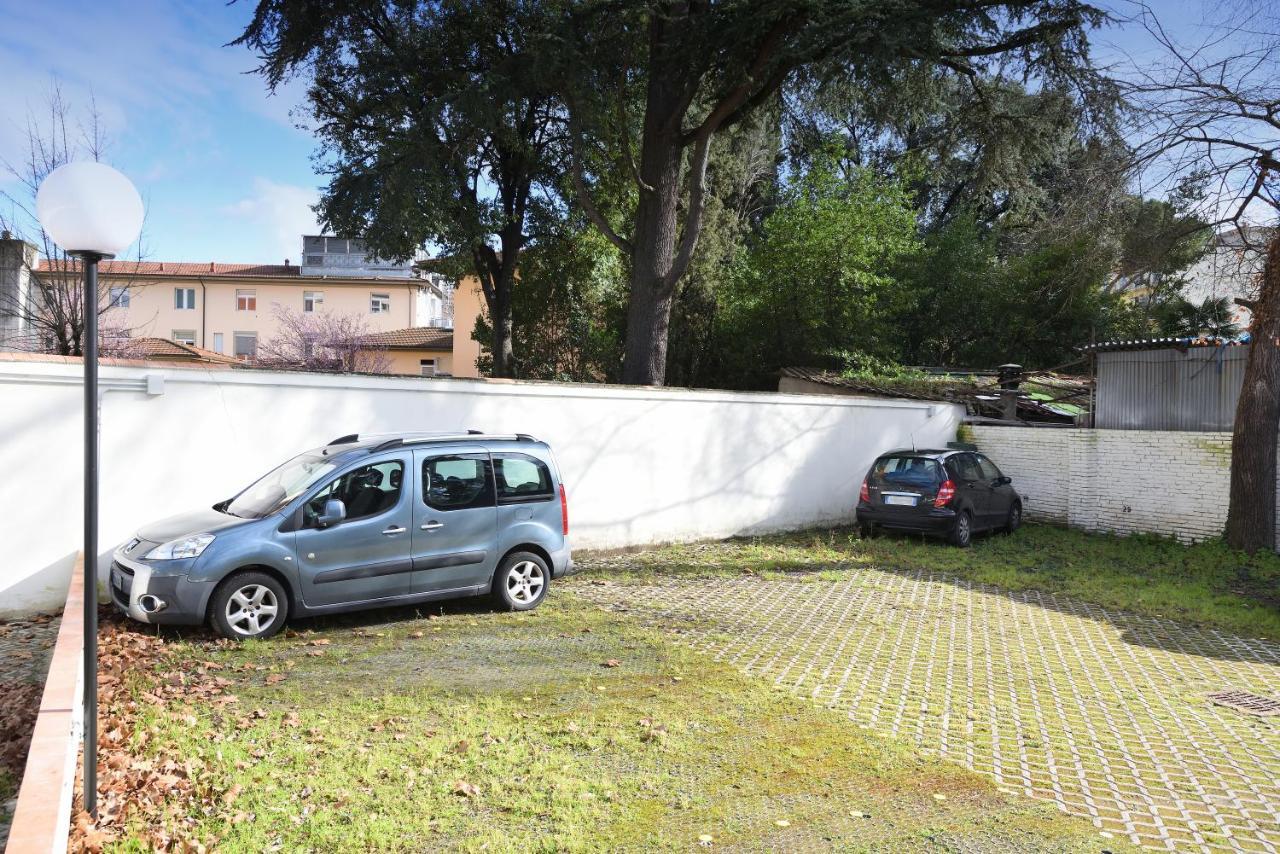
[110,432,573,639]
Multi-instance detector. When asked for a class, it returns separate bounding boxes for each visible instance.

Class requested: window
[108,286,130,308]
[236,289,257,311]
[494,454,554,504]
[871,455,943,489]
[975,455,1003,482]
[303,290,324,312]
[174,287,196,310]
[172,329,197,345]
[305,460,404,526]
[370,292,391,313]
[419,359,437,377]
[951,454,983,483]
[233,332,257,359]
[304,254,324,266]
[423,454,494,511]
[212,333,224,354]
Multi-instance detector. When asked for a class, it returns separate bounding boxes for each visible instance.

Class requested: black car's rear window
[871,456,944,488]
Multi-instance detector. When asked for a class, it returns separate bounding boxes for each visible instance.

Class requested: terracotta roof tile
[131,337,243,364]
[35,260,300,278]
[361,327,453,350]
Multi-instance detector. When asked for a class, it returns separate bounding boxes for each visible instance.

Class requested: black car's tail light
[859,480,870,503]
[935,480,956,508]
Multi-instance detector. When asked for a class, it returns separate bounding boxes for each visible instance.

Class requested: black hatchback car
[856,449,1021,547]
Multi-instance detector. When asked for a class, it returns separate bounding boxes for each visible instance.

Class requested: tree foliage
[559,0,1111,385]
[236,0,565,378]
[706,161,920,388]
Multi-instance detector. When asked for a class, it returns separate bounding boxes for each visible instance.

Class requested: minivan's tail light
[935,479,956,508]
[559,484,569,535]
[859,480,870,503]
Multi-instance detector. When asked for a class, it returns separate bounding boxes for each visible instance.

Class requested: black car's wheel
[948,510,973,548]
[209,571,289,640]
[1005,501,1023,534]
[858,521,876,539]
[492,551,550,611]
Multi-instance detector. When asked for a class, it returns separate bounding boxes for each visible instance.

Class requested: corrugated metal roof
[1078,336,1245,354]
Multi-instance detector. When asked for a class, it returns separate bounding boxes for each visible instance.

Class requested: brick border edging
[6,557,84,854]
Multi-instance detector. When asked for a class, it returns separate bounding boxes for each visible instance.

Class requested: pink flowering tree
[258,304,391,373]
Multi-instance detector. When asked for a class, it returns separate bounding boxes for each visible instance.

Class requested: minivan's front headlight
[145,533,215,560]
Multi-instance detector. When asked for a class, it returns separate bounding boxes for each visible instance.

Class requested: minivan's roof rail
[367,433,540,452]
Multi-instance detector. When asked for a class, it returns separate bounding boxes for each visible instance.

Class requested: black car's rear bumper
[856,502,957,533]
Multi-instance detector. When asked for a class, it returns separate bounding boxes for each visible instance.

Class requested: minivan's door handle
[382,526,407,535]
[420,521,444,531]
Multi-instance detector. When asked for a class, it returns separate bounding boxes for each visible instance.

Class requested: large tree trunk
[490,272,515,379]
[1225,233,1280,553]
[620,19,693,388]
[473,241,520,379]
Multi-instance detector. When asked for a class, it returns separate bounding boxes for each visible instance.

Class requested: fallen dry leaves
[68,612,243,852]
[0,680,43,787]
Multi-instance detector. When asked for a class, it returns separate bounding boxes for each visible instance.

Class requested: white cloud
[222,178,320,263]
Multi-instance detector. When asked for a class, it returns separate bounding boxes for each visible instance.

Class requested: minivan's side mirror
[316,498,346,529]
[995,475,1012,486]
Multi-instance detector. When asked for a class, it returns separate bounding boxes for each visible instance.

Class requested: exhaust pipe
[138,594,168,614]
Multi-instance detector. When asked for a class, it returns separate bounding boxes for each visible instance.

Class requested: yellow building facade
[32,259,486,378]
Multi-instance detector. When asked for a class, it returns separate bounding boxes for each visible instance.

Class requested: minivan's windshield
[224,452,339,519]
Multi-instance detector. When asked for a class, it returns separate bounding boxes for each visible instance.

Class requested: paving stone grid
[574,570,1280,853]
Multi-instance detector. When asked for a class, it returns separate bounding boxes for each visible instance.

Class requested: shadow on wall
[0,550,78,618]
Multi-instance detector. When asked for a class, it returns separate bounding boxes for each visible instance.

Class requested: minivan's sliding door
[410,449,498,594]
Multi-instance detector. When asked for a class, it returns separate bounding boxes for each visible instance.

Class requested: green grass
[579,523,1280,639]
[110,596,1122,852]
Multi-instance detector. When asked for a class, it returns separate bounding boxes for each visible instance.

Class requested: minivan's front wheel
[492,552,549,611]
[948,511,973,548]
[210,571,289,640]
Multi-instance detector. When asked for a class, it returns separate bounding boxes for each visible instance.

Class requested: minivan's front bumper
[109,551,212,626]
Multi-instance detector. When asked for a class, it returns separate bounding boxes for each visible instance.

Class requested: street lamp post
[36,162,144,817]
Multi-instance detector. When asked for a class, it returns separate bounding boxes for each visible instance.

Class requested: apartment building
[10,235,486,377]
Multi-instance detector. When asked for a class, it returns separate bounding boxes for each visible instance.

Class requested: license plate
[884,495,918,506]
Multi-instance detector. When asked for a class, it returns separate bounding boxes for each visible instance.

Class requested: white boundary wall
[0,359,961,615]
[968,425,1255,544]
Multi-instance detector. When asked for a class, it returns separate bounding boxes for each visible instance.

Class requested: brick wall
[969,426,1242,544]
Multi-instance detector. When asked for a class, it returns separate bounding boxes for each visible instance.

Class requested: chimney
[209,261,215,272]
[284,258,291,268]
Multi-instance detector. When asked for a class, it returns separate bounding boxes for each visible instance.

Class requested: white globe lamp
[36,161,143,257]
[35,160,143,820]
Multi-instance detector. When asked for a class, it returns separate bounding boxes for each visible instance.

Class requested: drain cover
[1207,690,1280,716]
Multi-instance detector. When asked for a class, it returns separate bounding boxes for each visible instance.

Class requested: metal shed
[1082,338,1247,431]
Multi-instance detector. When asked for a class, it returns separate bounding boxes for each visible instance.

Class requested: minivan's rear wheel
[492,552,549,611]
[1005,501,1023,534]
[210,571,289,640]
[948,511,973,548]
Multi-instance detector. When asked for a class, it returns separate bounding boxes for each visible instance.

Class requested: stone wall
[969,425,1239,544]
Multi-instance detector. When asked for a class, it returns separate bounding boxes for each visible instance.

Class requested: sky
[0,0,320,264]
[0,0,1257,265]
